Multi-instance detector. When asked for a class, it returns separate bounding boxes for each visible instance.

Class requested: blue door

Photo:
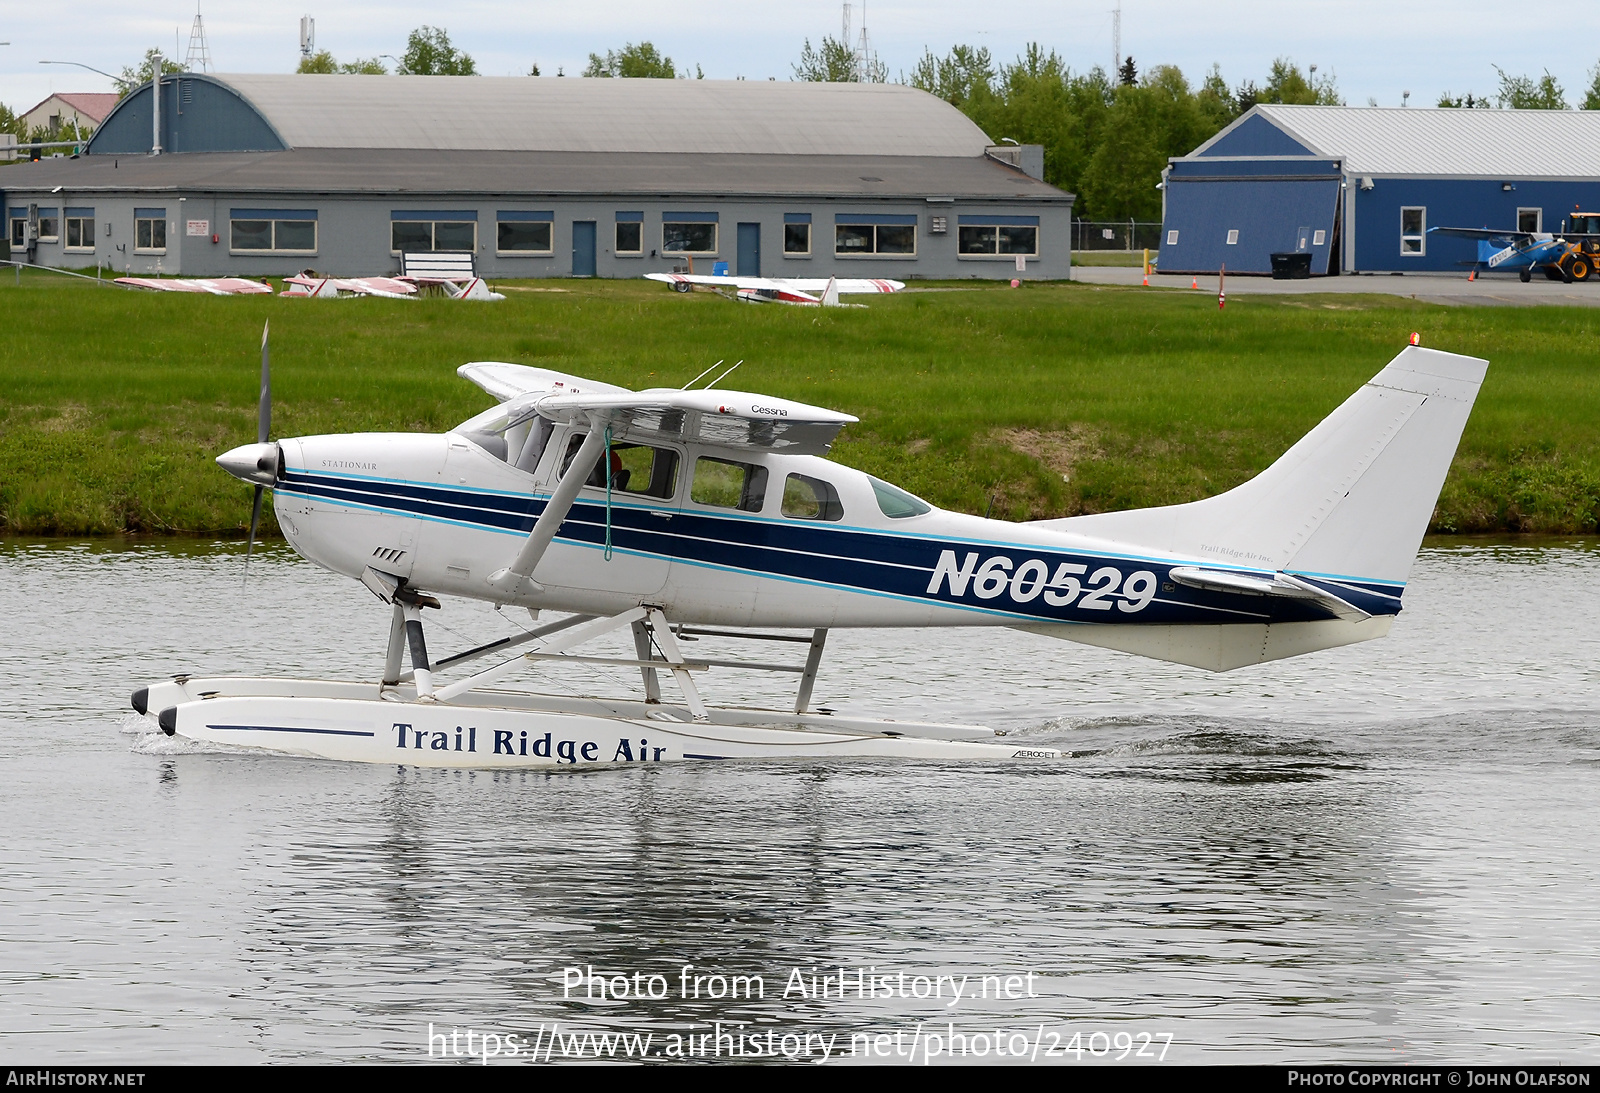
[737,222,761,277]
[572,221,596,277]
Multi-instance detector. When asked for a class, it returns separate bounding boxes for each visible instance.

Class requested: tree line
[9,26,1600,221]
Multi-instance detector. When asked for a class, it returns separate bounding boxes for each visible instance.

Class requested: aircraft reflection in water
[134,336,1486,768]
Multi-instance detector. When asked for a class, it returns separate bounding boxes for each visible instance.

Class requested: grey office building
[3,74,1071,280]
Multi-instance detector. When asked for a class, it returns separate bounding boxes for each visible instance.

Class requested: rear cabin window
[869,476,931,519]
[781,474,843,521]
[561,434,679,498]
[691,457,768,512]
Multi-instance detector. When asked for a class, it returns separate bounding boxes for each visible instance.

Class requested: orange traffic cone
[1468,269,1477,282]
[1142,271,1149,286]
[1218,264,1226,310]
[1191,277,1198,289]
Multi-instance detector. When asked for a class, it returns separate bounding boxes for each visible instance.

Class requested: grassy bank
[1,271,1597,536]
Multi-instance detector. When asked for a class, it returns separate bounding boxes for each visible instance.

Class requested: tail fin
[1023,346,1486,671]
[820,276,840,307]
[1036,346,1487,587]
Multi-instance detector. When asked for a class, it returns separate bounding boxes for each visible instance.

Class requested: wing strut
[488,417,610,597]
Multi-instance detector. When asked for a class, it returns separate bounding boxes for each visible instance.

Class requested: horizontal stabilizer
[1167,566,1371,622]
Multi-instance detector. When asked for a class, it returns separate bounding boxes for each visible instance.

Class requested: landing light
[1409,332,1421,346]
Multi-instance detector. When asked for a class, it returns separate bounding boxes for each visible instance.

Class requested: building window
[230,209,317,253]
[835,215,917,256]
[1518,208,1542,234]
[497,211,554,255]
[391,211,477,253]
[8,212,24,248]
[1166,230,1179,245]
[957,215,1038,256]
[65,209,95,251]
[36,208,59,242]
[1226,229,1239,245]
[135,208,167,253]
[663,213,718,255]
[1401,207,1425,255]
[615,212,644,255]
[784,213,811,255]
[1312,229,1327,246]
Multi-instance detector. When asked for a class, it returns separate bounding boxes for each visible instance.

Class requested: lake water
[2,538,1597,1064]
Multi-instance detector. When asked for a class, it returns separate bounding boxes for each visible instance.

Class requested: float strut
[381,603,406,689]
[646,608,709,722]
[794,628,828,714]
[632,619,661,703]
[403,603,433,699]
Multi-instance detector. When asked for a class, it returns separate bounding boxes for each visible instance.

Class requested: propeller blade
[258,320,271,444]
[244,484,264,582]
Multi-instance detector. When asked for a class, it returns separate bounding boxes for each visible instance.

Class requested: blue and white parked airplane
[134,340,1486,767]
[1427,224,1591,282]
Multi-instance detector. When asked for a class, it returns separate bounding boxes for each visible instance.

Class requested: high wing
[457,361,854,456]
[115,277,272,295]
[645,273,905,295]
[1427,226,1547,242]
[458,363,630,403]
[536,388,856,456]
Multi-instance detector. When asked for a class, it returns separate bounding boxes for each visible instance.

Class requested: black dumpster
[1271,252,1313,279]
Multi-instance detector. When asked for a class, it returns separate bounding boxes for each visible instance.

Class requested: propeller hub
[217,442,282,486]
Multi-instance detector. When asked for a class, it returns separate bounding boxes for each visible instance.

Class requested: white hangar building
[3,74,1070,280]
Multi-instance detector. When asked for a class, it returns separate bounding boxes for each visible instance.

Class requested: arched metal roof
[127,74,994,157]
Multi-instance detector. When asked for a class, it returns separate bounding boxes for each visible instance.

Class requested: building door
[572,221,596,277]
[737,222,761,277]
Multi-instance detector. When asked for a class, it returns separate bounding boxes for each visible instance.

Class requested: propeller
[246,321,271,574]
[216,321,280,581]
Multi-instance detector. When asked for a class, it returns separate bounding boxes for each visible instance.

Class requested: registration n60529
[926,550,1158,612]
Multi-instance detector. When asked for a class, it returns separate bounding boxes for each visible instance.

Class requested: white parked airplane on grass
[645,272,904,306]
[133,331,1486,768]
[114,276,272,296]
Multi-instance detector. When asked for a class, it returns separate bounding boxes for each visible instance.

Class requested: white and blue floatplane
[133,337,1487,767]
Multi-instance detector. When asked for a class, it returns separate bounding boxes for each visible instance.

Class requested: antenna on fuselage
[681,359,724,389]
[706,360,743,388]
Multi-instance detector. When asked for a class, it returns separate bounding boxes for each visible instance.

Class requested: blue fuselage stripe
[278,470,1404,625]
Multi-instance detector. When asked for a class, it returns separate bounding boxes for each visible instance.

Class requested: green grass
[1,270,1597,536]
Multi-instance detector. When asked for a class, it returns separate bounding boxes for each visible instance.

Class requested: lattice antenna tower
[841,3,852,77]
[185,6,213,74]
[1111,1,1121,77]
[856,0,875,82]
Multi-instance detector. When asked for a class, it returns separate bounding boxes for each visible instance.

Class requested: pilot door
[530,428,679,600]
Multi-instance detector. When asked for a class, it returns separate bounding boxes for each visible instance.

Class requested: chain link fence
[1072,220,1164,252]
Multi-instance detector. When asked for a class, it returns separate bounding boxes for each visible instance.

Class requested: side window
[560,434,679,498]
[781,474,843,521]
[691,457,768,512]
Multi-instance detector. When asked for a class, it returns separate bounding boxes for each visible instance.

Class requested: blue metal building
[1158,105,1600,275]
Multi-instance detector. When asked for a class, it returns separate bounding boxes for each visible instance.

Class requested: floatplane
[132,331,1486,767]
